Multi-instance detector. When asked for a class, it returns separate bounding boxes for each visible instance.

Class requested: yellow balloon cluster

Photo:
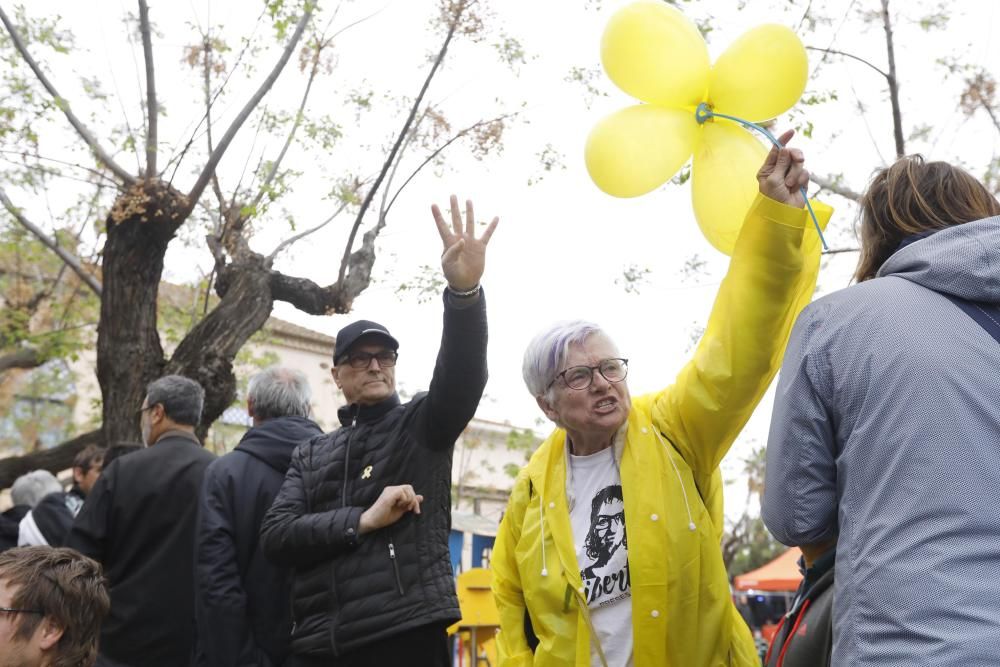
[585,2,814,254]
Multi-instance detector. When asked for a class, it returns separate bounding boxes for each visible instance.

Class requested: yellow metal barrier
[448,567,499,666]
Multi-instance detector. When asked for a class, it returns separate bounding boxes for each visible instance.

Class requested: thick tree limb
[138,0,158,178]
[0,430,102,490]
[0,5,135,185]
[0,347,41,373]
[336,2,466,286]
[0,186,103,296]
[186,8,313,214]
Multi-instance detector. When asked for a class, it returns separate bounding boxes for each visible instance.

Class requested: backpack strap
[940,294,1000,345]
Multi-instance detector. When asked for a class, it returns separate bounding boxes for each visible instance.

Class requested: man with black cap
[261,195,497,667]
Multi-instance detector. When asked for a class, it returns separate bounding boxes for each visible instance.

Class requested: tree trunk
[97,180,187,445]
[167,258,275,439]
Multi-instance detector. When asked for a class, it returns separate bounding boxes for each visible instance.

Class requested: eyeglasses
[135,404,158,418]
[0,606,44,615]
[344,350,398,370]
[547,358,629,391]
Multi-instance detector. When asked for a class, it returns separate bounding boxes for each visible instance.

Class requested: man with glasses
[492,131,832,666]
[68,374,215,667]
[261,195,497,667]
[0,546,110,667]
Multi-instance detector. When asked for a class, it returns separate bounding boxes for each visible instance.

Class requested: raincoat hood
[879,216,1000,304]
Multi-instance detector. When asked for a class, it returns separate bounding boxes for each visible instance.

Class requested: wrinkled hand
[431,195,499,291]
[359,484,424,535]
[757,129,808,209]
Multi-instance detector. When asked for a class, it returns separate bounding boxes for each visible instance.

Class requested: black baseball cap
[333,320,400,365]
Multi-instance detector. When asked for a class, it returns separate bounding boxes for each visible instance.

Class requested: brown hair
[72,445,104,473]
[0,547,110,667]
[854,155,1000,282]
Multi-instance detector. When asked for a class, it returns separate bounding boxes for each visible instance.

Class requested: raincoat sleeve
[492,472,534,666]
[653,193,831,475]
[762,301,839,546]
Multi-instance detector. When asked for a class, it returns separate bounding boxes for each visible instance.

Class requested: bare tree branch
[267,197,352,263]
[138,0,158,178]
[0,186,102,296]
[880,0,905,158]
[201,33,227,216]
[822,247,861,255]
[384,112,519,218]
[806,45,888,79]
[249,41,323,213]
[0,5,135,185]
[337,2,466,286]
[186,8,314,214]
[811,173,862,201]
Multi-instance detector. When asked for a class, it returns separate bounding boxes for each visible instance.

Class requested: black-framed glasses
[0,606,44,615]
[345,350,398,370]
[547,358,629,391]
[135,404,157,418]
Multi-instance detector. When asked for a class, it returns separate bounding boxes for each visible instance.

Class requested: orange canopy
[733,547,803,592]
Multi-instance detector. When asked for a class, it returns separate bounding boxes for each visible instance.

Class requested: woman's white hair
[522,320,619,400]
[10,470,63,507]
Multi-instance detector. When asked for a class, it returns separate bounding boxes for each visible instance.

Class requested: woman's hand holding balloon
[756,129,809,209]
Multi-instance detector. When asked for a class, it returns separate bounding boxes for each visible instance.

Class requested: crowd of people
[0,135,998,667]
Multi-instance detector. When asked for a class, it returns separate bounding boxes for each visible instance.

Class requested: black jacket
[0,505,28,552]
[260,291,488,658]
[765,551,835,667]
[66,431,216,667]
[194,416,323,667]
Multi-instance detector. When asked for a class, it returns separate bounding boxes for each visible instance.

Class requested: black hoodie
[194,415,323,667]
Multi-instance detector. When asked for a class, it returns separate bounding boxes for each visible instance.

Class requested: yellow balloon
[691,121,767,254]
[586,105,700,198]
[708,24,807,122]
[601,1,710,106]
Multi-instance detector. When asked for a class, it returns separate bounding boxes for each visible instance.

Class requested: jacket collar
[337,393,401,427]
[151,429,201,446]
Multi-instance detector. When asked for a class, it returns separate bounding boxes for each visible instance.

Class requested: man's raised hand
[431,195,499,292]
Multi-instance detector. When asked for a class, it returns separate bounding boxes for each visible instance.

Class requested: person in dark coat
[66,375,216,667]
[1,471,61,553]
[194,367,323,667]
[260,195,497,667]
[764,542,835,667]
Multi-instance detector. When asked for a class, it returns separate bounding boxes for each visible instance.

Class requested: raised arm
[416,195,498,447]
[653,130,832,474]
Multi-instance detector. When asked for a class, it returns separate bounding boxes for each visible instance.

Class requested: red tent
[733,547,803,592]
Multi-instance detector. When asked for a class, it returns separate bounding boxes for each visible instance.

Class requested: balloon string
[695,103,829,251]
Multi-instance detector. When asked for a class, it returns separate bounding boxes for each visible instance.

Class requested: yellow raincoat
[492,194,831,666]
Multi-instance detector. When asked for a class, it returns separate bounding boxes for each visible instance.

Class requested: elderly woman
[491,131,830,667]
[763,157,1000,665]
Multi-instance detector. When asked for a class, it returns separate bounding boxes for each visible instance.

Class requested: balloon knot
[695,103,713,124]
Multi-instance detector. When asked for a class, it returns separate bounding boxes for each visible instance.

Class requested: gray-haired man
[67,374,216,667]
[193,367,322,667]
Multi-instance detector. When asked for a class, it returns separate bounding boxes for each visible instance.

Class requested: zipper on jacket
[341,406,360,507]
[388,539,405,596]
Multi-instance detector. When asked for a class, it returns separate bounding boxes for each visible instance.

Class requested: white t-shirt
[568,446,634,667]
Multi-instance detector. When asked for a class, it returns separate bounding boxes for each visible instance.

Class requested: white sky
[11,0,1000,518]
